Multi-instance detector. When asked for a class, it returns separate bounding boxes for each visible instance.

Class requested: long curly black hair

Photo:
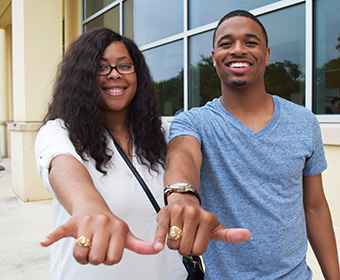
[43,27,167,174]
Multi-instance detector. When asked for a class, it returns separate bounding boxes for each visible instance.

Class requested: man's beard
[232,80,247,87]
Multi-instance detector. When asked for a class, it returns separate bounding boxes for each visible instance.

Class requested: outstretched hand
[40,213,163,265]
[154,193,251,256]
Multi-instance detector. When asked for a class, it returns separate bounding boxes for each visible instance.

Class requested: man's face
[331,100,340,114]
[212,16,270,89]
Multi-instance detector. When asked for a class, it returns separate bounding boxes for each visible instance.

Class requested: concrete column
[5,25,13,157]
[10,0,62,201]
[0,24,13,157]
[64,0,81,49]
[0,29,8,158]
[0,0,12,159]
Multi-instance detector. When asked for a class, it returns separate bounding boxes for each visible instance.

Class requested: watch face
[168,183,191,189]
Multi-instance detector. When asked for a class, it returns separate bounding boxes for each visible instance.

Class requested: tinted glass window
[84,6,119,33]
[143,41,184,116]
[123,0,183,45]
[314,0,340,114]
[261,4,305,105]
[189,0,277,29]
[189,31,220,108]
[84,0,115,18]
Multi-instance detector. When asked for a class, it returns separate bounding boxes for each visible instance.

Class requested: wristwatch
[164,183,201,206]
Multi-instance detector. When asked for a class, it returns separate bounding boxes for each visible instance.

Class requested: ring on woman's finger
[75,235,92,247]
[168,226,183,240]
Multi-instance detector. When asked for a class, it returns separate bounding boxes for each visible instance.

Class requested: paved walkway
[0,158,52,279]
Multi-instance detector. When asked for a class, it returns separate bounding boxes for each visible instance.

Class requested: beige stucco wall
[307,127,340,279]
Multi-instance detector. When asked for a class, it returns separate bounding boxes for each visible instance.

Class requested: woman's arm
[41,154,162,265]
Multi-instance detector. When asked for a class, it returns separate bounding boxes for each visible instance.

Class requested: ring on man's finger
[75,235,92,247]
[168,226,183,240]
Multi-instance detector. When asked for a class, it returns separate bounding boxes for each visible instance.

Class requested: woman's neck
[104,111,133,160]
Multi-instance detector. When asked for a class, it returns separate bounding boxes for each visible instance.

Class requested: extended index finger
[40,222,77,247]
[153,208,171,249]
[125,231,163,254]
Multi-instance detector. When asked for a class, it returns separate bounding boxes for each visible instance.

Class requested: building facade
[0,0,339,278]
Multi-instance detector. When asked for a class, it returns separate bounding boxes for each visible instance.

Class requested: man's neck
[220,84,274,132]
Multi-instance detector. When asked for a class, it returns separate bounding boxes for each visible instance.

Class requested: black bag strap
[109,133,205,279]
[110,135,161,213]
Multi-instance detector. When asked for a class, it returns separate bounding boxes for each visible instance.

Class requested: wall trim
[8,121,42,132]
[320,125,340,146]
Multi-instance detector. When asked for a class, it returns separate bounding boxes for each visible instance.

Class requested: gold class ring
[75,235,92,247]
[168,225,183,240]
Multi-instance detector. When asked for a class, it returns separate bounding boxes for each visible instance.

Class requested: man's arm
[303,174,340,279]
[155,135,251,256]
[165,135,202,190]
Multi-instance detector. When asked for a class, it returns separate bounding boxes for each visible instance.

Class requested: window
[261,4,305,106]
[82,0,340,121]
[143,40,184,116]
[189,0,278,29]
[84,0,115,18]
[189,31,220,108]
[314,0,340,115]
[84,6,119,33]
[123,0,183,46]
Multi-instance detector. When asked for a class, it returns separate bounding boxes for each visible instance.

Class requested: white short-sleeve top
[35,119,187,280]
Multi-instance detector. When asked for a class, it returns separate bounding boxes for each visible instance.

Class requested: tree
[264,60,303,101]
[190,55,221,107]
[336,34,340,52]
[154,70,183,116]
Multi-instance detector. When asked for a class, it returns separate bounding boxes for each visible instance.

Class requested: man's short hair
[331,97,340,105]
[212,10,269,48]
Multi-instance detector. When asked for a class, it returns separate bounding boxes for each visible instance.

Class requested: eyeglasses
[97,63,136,76]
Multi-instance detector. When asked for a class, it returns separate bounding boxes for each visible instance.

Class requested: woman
[35,27,187,279]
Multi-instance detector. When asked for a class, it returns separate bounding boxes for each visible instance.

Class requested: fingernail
[40,237,48,244]
[154,242,164,251]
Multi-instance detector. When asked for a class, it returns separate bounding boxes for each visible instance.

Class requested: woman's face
[97,41,137,115]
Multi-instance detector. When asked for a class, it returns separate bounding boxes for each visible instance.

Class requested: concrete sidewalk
[0,158,53,279]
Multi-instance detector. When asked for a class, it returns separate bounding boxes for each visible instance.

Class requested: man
[326,97,340,114]
[160,10,340,279]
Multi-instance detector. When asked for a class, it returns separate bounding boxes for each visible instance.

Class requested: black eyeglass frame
[97,63,136,76]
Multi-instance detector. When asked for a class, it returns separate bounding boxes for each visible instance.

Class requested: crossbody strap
[110,134,205,278]
[110,135,161,213]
